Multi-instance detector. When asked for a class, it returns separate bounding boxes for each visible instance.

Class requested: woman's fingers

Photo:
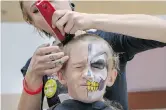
[36,46,61,56]
[55,13,69,36]
[28,42,69,78]
[41,52,65,62]
[44,65,62,76]
[52,10,67,35]
[38,43,50,48]
[70,25,78,34]
[52,10,66,27]
[44,56,69,75]
[64,19,74,34]
[52,55,69,67]
[40,62,56,70]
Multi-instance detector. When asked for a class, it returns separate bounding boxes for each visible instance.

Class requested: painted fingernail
[52,24,55,28]
[61,31,65,36]
[63,32,65,36]
[65,56,69,60]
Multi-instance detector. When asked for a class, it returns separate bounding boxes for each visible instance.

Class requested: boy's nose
[83,70,94,81]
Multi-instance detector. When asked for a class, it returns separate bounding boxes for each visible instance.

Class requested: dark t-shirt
[21,30,166,110]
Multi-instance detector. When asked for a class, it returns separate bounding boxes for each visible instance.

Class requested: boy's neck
[58,93,105,103]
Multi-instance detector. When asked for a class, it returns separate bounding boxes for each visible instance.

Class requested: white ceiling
[1,1,166,22]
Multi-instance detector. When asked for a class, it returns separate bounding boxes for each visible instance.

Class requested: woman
[18,1,166,110]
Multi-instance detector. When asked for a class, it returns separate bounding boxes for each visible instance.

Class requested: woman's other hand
[52,10,95,35]
[25,43,69,90]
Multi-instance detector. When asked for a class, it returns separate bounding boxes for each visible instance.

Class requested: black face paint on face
[91,59,106,69]
[88,43,108,72]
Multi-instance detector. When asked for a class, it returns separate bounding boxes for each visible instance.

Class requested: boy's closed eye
[75,65,86,71]
[75,65,84,68]
[72,60,87,69]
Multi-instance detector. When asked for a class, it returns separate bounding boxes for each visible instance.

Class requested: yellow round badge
[44,79,57,98]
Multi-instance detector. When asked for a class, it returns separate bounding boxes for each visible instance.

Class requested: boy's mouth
[86,80,99,92]
[80,77,106,92]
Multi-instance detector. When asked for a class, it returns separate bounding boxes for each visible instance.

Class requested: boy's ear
[107,69,117,87]
[57,71,66,85]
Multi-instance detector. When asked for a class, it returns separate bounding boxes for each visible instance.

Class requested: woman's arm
[18,74,43,110]
[92,14,166,43]
[18,44,69,110]
[52,11,166,43]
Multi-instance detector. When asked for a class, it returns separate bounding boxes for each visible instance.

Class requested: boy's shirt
[21,30,166,110]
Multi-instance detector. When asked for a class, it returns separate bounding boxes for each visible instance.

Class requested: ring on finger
[49,55,55,61]
[55,60,63,67]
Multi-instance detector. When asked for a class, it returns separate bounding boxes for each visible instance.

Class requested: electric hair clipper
[35,0,74,45]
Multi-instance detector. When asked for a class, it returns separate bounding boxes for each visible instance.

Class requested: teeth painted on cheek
[86,77,106,92]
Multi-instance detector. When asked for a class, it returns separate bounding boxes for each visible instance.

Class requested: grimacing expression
[22,1,72,35]
[61,40,114,103]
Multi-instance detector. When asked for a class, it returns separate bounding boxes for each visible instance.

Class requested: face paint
[63,41,110,103]
[85,43,108,100]
[87,80,99,91]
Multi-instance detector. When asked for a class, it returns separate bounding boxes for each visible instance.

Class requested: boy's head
[57,33,119,103]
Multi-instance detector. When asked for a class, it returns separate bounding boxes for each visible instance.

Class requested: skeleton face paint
[85,43,108,100]
[63,41,109,103]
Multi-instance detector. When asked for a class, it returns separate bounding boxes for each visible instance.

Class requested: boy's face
[60,41,116,103]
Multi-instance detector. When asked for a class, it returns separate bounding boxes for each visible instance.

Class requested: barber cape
[48,99,120,110]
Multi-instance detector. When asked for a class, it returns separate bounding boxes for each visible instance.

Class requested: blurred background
[1,1,166,110]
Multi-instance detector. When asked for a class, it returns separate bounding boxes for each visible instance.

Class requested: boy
[47,33,122,110]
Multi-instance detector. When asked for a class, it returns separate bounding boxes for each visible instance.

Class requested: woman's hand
[25,43,69,90]
[52,10,95,35]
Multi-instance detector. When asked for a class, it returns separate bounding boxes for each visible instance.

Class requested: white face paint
[85,43,108,100]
